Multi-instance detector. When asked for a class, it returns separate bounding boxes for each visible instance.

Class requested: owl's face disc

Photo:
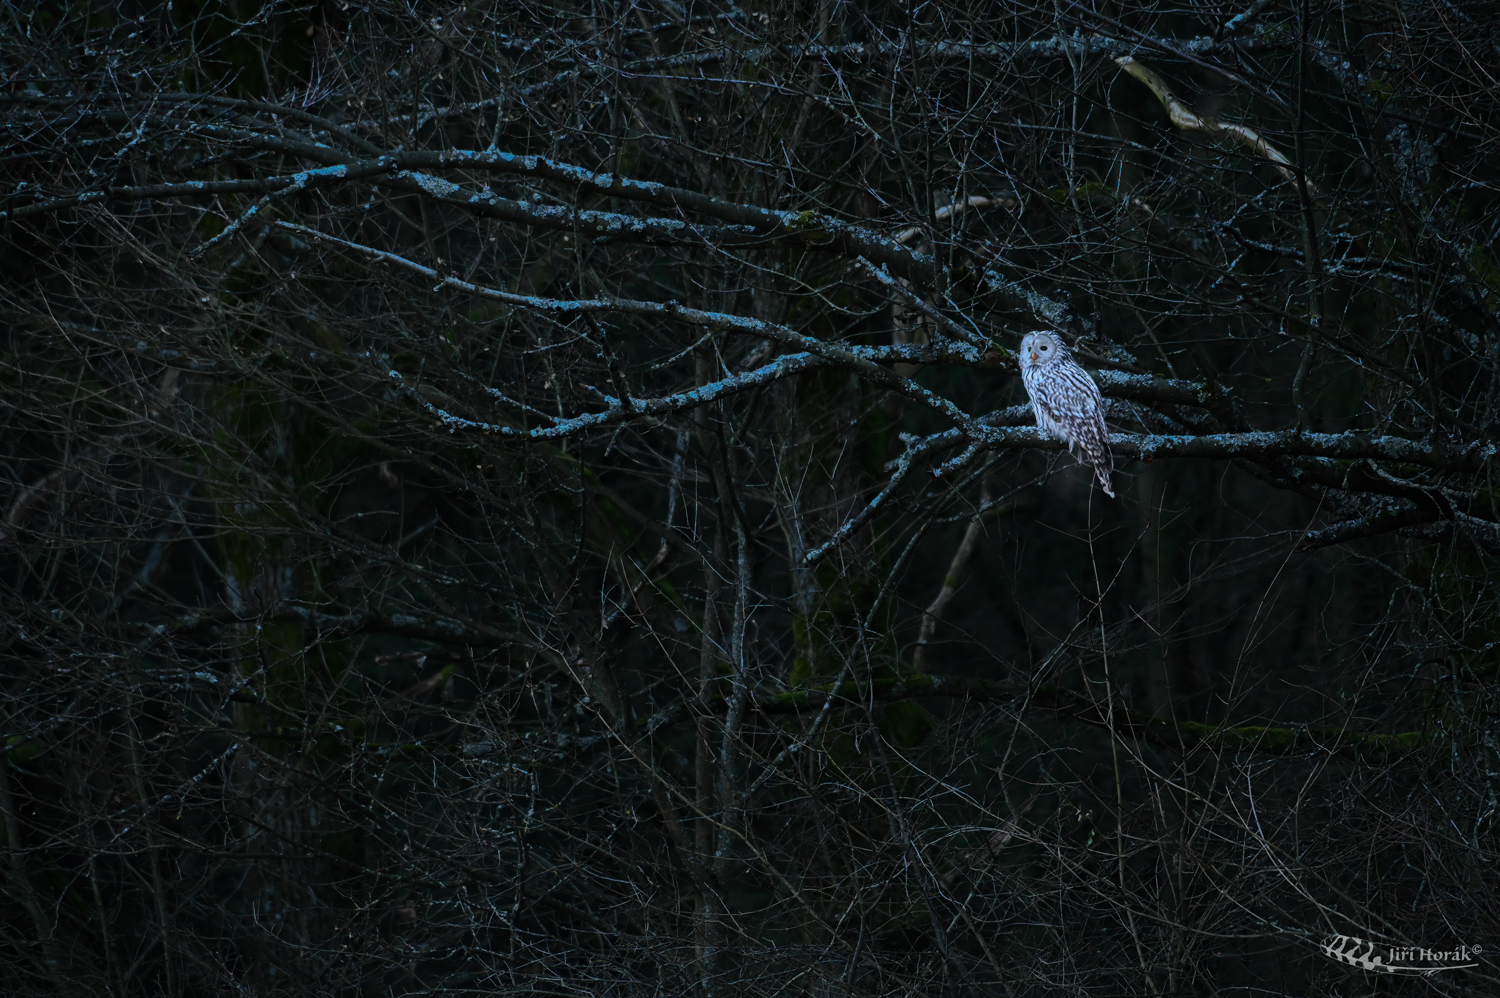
[1021,331,1062,368]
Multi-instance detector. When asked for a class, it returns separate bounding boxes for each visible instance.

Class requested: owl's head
[1019,331,1067,369]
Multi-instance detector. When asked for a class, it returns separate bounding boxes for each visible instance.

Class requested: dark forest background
[2,0,1499,995]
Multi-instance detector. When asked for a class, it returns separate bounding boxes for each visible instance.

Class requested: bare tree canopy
[2,0,1498,994]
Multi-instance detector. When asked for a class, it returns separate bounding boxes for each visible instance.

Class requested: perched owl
[1018,331,1115,497]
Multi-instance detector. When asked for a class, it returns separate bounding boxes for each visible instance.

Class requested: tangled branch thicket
[3,0,1499,994]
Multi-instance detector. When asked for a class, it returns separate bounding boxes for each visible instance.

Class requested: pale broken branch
[891,194,1017,246]
[1116,56,1315,195]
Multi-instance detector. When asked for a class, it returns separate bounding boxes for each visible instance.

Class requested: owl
[1018,331,1115,497]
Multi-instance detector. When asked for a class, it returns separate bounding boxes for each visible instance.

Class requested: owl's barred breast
[1022,365,1070,442]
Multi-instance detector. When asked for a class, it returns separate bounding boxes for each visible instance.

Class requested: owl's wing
[1045,367,1106,424]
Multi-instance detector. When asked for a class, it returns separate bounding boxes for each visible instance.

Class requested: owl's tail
[1070,440,1115,498]
[1068,438,1116,495]
[1089,446,1115,498]
[1095,462,1115,498]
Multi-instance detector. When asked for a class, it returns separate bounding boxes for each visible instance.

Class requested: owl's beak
[1028,351,1038,362]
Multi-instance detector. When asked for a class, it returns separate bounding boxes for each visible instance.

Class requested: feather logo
[1320,935,1480,975]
